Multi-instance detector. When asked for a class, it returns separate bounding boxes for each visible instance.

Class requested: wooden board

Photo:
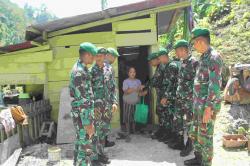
[0,51,53,64]
[49,32,114,47]
[0,63,46,74]
[115,32,157,47]
[113,17,155,32]
[48,69,71,82]
[0,73,46,85]
[48,81,69,94]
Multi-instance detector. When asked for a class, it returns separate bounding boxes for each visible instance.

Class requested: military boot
[91,160,106,166]
[158,129,172,142]
[184,151,202,166]
[168,135,185,150]
[164,132,177,144]
[180,137,193,157]
[151,127,164,139]
[105,136,115,147]
[98,154,111,164]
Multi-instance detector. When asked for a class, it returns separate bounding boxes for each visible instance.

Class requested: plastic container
[48,146,61,162]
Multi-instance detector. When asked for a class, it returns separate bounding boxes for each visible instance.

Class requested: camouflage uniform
[174,56,198,136]
[69,59,97,166]
[150,64,165,127]
[190,48,223,166]
[161,61,179,131]
[91,63,117,153]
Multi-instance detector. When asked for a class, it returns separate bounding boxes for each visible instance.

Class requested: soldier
[91,47,118,164]
[184,28,223,166]
[168,40,198,157]
[146,52,165,139]
[158,48,179,143]
[103,47,119,147]
[69,42,103,166]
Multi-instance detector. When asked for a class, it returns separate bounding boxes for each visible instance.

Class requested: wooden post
[17,124,23,147]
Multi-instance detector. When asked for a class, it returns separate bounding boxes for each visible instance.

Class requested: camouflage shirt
[91,63,118,110]
[176,55,198,100]
[193,47,223,113]
[69,59,94,125]
[150,65,164,95]
[162,61,179,101]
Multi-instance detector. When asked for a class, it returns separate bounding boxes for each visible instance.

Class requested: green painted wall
[0,13,161,128]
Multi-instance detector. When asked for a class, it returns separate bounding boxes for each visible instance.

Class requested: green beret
[158,48,169,56]
[107,47,120,57]
[79,42,97,56]
[191,27,210,39]
[147,52,158,61]
[97,47,107,55]
[174,39,189,49]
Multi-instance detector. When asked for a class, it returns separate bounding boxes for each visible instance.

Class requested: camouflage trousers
[190,106,216,166]
[93,107,112,155]
[71,108,98,166]
[156,103,173,131]
[173,99,193,136]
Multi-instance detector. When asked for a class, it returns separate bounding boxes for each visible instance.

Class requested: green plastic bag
[134,97,148,124]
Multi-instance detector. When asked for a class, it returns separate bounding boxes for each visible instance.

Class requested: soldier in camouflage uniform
[91,47,118,164]
[69,42,103,166]
[158,48,179,143]
[184,28,223,166]
[146,52,165,139]
[103,47,119,147]
[168,40,198,157]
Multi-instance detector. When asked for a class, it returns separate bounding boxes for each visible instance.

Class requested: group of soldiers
[69,43,119,166]
[147,27,223,166]
[69,27,223,166]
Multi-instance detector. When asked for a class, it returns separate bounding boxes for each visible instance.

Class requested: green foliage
[0,0,57,46]
[0,0,26,46]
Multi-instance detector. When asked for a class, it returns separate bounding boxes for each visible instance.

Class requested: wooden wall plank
[115,32,157,47]
[113,17,155,32]
[0,73,46,85]
[48,69,71,82]
[48,92,60,103]
[0,63,46,74]
[0,51,53,64]
[52,43,115,59]
[49,32,114,47]
[48,81,69,94]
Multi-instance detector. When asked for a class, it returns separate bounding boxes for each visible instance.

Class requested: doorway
[118,46,152,127]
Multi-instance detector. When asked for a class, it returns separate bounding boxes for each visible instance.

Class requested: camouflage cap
[174,39,189,49]
[158,47,169,56]
[107,47,120,57]
[79,42,97,56]
[147,52,158,61]
[97,47,107,55]
[191,27,210,40]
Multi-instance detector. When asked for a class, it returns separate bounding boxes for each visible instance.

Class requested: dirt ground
[17,103,250,166]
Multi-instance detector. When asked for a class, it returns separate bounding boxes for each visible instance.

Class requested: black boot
[168,135,185,150]
[151,127,163,139]
[184,151,202,166]
[180,138,193,157]
[164,131,177,144]
[92,160,106,166]
[158,129,172,142]
[98,154,111,164]
[105,136,115,147]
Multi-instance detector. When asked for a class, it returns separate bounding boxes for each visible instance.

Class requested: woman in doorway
[122,67,147,137]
